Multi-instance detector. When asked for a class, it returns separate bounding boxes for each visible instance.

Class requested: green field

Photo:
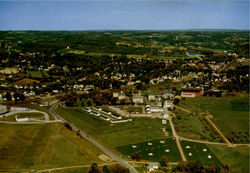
[56,107,171,148]
[172,110,220,142]
[208,145,249,173]
[0,123,103,172]
[179,97,249,136]
[180,141,221,166]
[116,138,181,162]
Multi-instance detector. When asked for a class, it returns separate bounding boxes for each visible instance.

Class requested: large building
[0,104,8,115]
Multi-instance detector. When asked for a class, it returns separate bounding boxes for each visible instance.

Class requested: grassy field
[172,110,220,142]
[116,138,181,162]
[0,123,103,172]
[180,141,221,166]
[178,97,249,136]
[208,144,249,173]
[56,107,172,148]
[27,104,55,120]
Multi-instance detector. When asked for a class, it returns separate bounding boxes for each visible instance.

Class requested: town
[0,31,249,173]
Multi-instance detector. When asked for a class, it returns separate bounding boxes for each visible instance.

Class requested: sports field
[56,107,172,148]
[179,97,249,136]
[116,138,181,162]
[0,123,103,172]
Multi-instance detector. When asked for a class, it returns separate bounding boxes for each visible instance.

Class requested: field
[56,107,172,148]
[208,144,249,173]
[180,141,221,166]
[0,123,103,172]
[116,138,181,162]
[172,110,221,142]
[178,97,249,137]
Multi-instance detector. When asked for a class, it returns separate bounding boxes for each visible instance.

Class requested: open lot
[180,141,221,166]
[0,123,103,172]
[116,138,181,162]
[178,97,249,137]
[56,107,172,148]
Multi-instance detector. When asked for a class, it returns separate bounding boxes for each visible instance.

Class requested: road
[204,116,231,145]
[49,104,138,173]
[168,116,187,161]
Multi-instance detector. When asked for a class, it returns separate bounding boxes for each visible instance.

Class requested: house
[148,162,159,172]
[162,93,174,99]
[118,92,126,100]
[132,95,144,104]
[148,94,156,101]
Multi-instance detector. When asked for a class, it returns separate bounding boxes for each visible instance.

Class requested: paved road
[168,116,187,161]
[49,104,138,173]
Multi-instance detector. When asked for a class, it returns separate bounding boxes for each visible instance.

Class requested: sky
[0,0,249,30]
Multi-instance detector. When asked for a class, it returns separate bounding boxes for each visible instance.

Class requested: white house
[132,95,144,104]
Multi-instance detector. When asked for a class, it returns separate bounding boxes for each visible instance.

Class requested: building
[118,92,126,100]
[0,67,18,74]
[181,89,201,98]
[162,100,173,108]
[132,95,144,104]
[0,104,8,115]
[148,162,159,172]
[148,94,156,101]
[10,107,28,112]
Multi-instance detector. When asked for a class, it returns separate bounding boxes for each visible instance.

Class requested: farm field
[56,107,172,148]
[0,123,103,172]
[178,97,249,137]
[116,138,181,162]
[208,144,249,173]
[180,141,221,166]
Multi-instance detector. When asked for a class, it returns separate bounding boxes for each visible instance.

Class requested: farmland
[0,123,103,172]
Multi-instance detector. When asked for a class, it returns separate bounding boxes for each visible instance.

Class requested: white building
[10,107,28,112]
[132,95,144,104]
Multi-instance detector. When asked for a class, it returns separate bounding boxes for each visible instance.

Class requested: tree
[102,165,110,173]
[159,156,168,167]
[88,163,101,173]
[131,152,141,161]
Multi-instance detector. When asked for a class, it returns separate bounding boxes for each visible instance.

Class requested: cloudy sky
[0,0,249,30]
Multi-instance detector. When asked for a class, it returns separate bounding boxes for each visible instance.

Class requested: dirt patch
[98,154,110,162]
[206,114,214,119]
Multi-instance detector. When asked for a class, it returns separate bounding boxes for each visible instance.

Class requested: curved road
[49,104,138,173]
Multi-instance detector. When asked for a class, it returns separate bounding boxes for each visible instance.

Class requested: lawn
[178,97,249,136]
[208,144,249,173]
[27,104,55,120]
[0,123,103,172]
[116,138,181,162]
[180,141,222,166]
[56,107,172,148]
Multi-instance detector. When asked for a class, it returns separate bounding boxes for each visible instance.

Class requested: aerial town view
[0,0,249,173]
